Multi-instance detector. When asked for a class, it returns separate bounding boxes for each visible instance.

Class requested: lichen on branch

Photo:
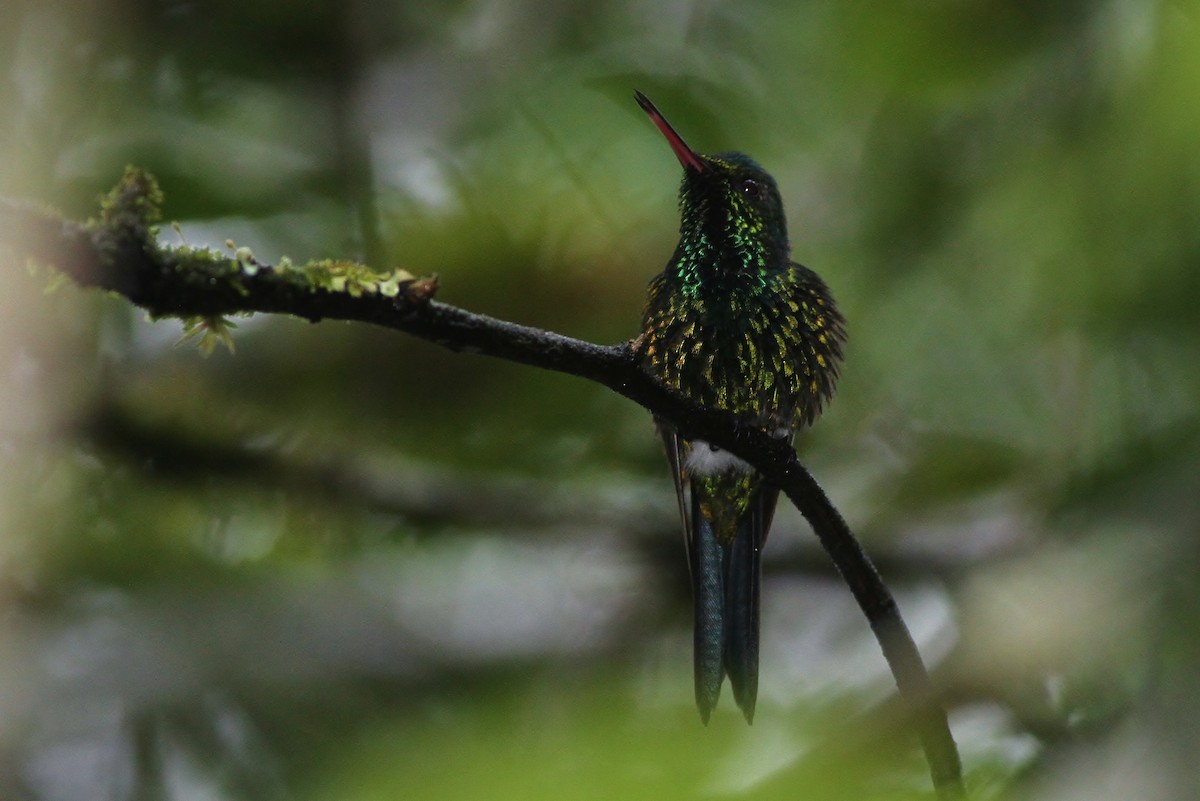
[64,166,442,335]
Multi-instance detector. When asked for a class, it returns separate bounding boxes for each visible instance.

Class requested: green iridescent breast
[638,262,844,430]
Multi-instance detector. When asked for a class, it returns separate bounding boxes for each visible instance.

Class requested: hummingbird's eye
[741,178,760,198]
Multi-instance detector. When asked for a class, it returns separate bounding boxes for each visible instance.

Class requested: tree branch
[0,170,965,799]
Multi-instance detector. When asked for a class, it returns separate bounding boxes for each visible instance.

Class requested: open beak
[635,91,706,173]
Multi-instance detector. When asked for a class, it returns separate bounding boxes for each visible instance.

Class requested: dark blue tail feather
[724,503,762,723]
[691,500,725,724]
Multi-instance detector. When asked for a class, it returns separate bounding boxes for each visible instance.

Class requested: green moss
[95,165,164,231]
[300,258,415,298]
[178,315,239,356]
[74,169,434,354]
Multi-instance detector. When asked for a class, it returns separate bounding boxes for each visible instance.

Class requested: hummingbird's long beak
[635,91,706,173]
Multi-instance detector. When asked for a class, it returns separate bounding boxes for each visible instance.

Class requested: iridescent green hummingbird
[634,91,846,724]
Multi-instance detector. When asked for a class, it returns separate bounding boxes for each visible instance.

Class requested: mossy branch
[0,168,965,799]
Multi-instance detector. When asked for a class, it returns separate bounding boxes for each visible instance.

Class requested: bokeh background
[3,1,1199,799]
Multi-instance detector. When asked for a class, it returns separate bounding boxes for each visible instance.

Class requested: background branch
[1,171,965,799]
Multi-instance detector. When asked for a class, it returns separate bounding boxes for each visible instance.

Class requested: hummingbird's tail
[725,503,762,722]
[690,488,771,724]
[691,510,726,724]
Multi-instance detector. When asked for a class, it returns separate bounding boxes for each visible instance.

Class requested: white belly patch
[683,440,751,476]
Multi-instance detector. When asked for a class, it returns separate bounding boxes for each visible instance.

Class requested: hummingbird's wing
[656,422,692,570]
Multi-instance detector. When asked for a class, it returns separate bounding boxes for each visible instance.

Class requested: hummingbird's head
[635,91,790,271]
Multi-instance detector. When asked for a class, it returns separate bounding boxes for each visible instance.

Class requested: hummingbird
[634,91,846,724]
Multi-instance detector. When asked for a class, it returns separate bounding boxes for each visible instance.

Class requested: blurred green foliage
[3,0,1200,799]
